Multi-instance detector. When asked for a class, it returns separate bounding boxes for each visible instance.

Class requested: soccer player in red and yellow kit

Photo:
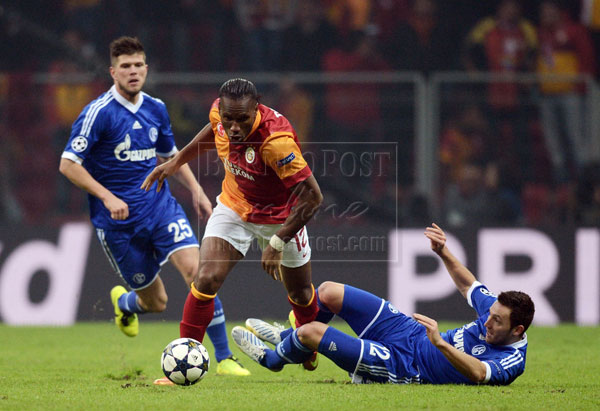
[142,78,323,368]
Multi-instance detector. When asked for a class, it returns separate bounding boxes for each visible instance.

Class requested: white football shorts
[202,199,311,268]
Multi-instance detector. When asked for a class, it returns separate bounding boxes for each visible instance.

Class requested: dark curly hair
[497,291,535,334]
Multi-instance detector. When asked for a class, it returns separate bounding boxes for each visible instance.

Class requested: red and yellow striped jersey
[209,99,312,223]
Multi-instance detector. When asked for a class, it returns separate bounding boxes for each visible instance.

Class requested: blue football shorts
[333,285,426,383]
[95,196,199,290]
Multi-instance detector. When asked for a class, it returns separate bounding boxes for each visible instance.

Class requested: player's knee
[317,281,343,309]
[288,285,313,306]
[141,294,168,313]
[296,323,324,350]
[192,270,222,295]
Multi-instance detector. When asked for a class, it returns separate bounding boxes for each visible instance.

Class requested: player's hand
[192,185,213,220]
[141,158,180,192]
[104,195,129,220]
[261,245,283,281]
[424,223,446,255]
[413,313,443,347]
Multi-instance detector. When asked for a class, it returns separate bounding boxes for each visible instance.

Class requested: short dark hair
[109,36,145,64]
[498,291,535,334]
[218,78,258,101]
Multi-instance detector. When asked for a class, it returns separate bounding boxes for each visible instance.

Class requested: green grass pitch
[1,322,599,410]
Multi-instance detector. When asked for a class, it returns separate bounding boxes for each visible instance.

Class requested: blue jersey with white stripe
[415,282,528,385]
[62,85,177,229]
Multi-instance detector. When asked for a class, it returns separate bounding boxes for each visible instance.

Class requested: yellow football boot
[216,356,251,376]
[110,286,139,337]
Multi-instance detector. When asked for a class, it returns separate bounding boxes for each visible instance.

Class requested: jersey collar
[507,333,528,349]
[247,108,261,139]
[110,85,144,114]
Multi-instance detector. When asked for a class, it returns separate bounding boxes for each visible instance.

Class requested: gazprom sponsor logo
[114,134,156,162]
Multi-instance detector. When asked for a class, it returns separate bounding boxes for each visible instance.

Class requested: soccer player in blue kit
[233,223,535,385]
[58,36,249,382]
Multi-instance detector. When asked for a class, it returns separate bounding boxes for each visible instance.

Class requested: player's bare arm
[59,157,129,220]
[156,155,212,219]
[425,223,476,297]
[141,123,216,192]
[261,175,323,280]
[413,313,487,383]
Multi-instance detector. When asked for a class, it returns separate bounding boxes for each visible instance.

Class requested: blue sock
[261,349,286,370]
[315,289,335,323]
[317,327,362,373]
[206,296,232,362]
[118,291,145,315]
[260,330,313,370]
[274,330,314,366]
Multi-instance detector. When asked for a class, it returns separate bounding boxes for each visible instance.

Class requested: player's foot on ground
[110,286,139,337]
[216,356,251,376]
[231,326,281,372]
[245,318,285,345]
[288,310,318,371]
[153,376,174,386]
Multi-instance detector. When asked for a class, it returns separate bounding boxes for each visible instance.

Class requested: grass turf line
[0,322,599,410]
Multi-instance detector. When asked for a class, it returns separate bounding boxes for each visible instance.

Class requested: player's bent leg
[315,327,365,376]
[336,284,390,338]
[282,263,318,329]
[180,237,242,343]
[135,276,168,313]
[316,281,345,314]
[169,246,200,286]
[296,322,327,351]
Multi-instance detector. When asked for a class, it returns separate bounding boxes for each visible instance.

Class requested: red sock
[179,290,214,343]
[289,285,319,327]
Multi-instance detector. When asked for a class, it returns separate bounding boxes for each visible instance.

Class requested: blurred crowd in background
[1,0,600,229]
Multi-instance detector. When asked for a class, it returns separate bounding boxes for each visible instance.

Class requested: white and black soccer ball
[161,338,210,385]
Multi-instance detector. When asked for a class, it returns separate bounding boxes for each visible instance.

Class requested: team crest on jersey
[71,136,88,152]
[388,303,399,314]
[245,146,256,163]
[132,273,146,284]
[149,127,158,143]
[471,344,486,356]
[479,288,496,298]
[217,122,225,137]
[276,152,295,167]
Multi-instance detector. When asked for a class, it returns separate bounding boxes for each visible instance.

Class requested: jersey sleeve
[467,281,497,317]
[260,134,312,188]
[481,349,525,385]
[155,103,177,157]
[61,103,105,164]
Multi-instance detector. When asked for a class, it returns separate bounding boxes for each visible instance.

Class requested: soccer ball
[161,338,210,385]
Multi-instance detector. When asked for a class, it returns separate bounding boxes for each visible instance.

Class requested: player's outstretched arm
[59,158,129,220]
[261,175,323,280]
[413,313,487,383]
[141,123,215,192]
[425,223,476,298]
